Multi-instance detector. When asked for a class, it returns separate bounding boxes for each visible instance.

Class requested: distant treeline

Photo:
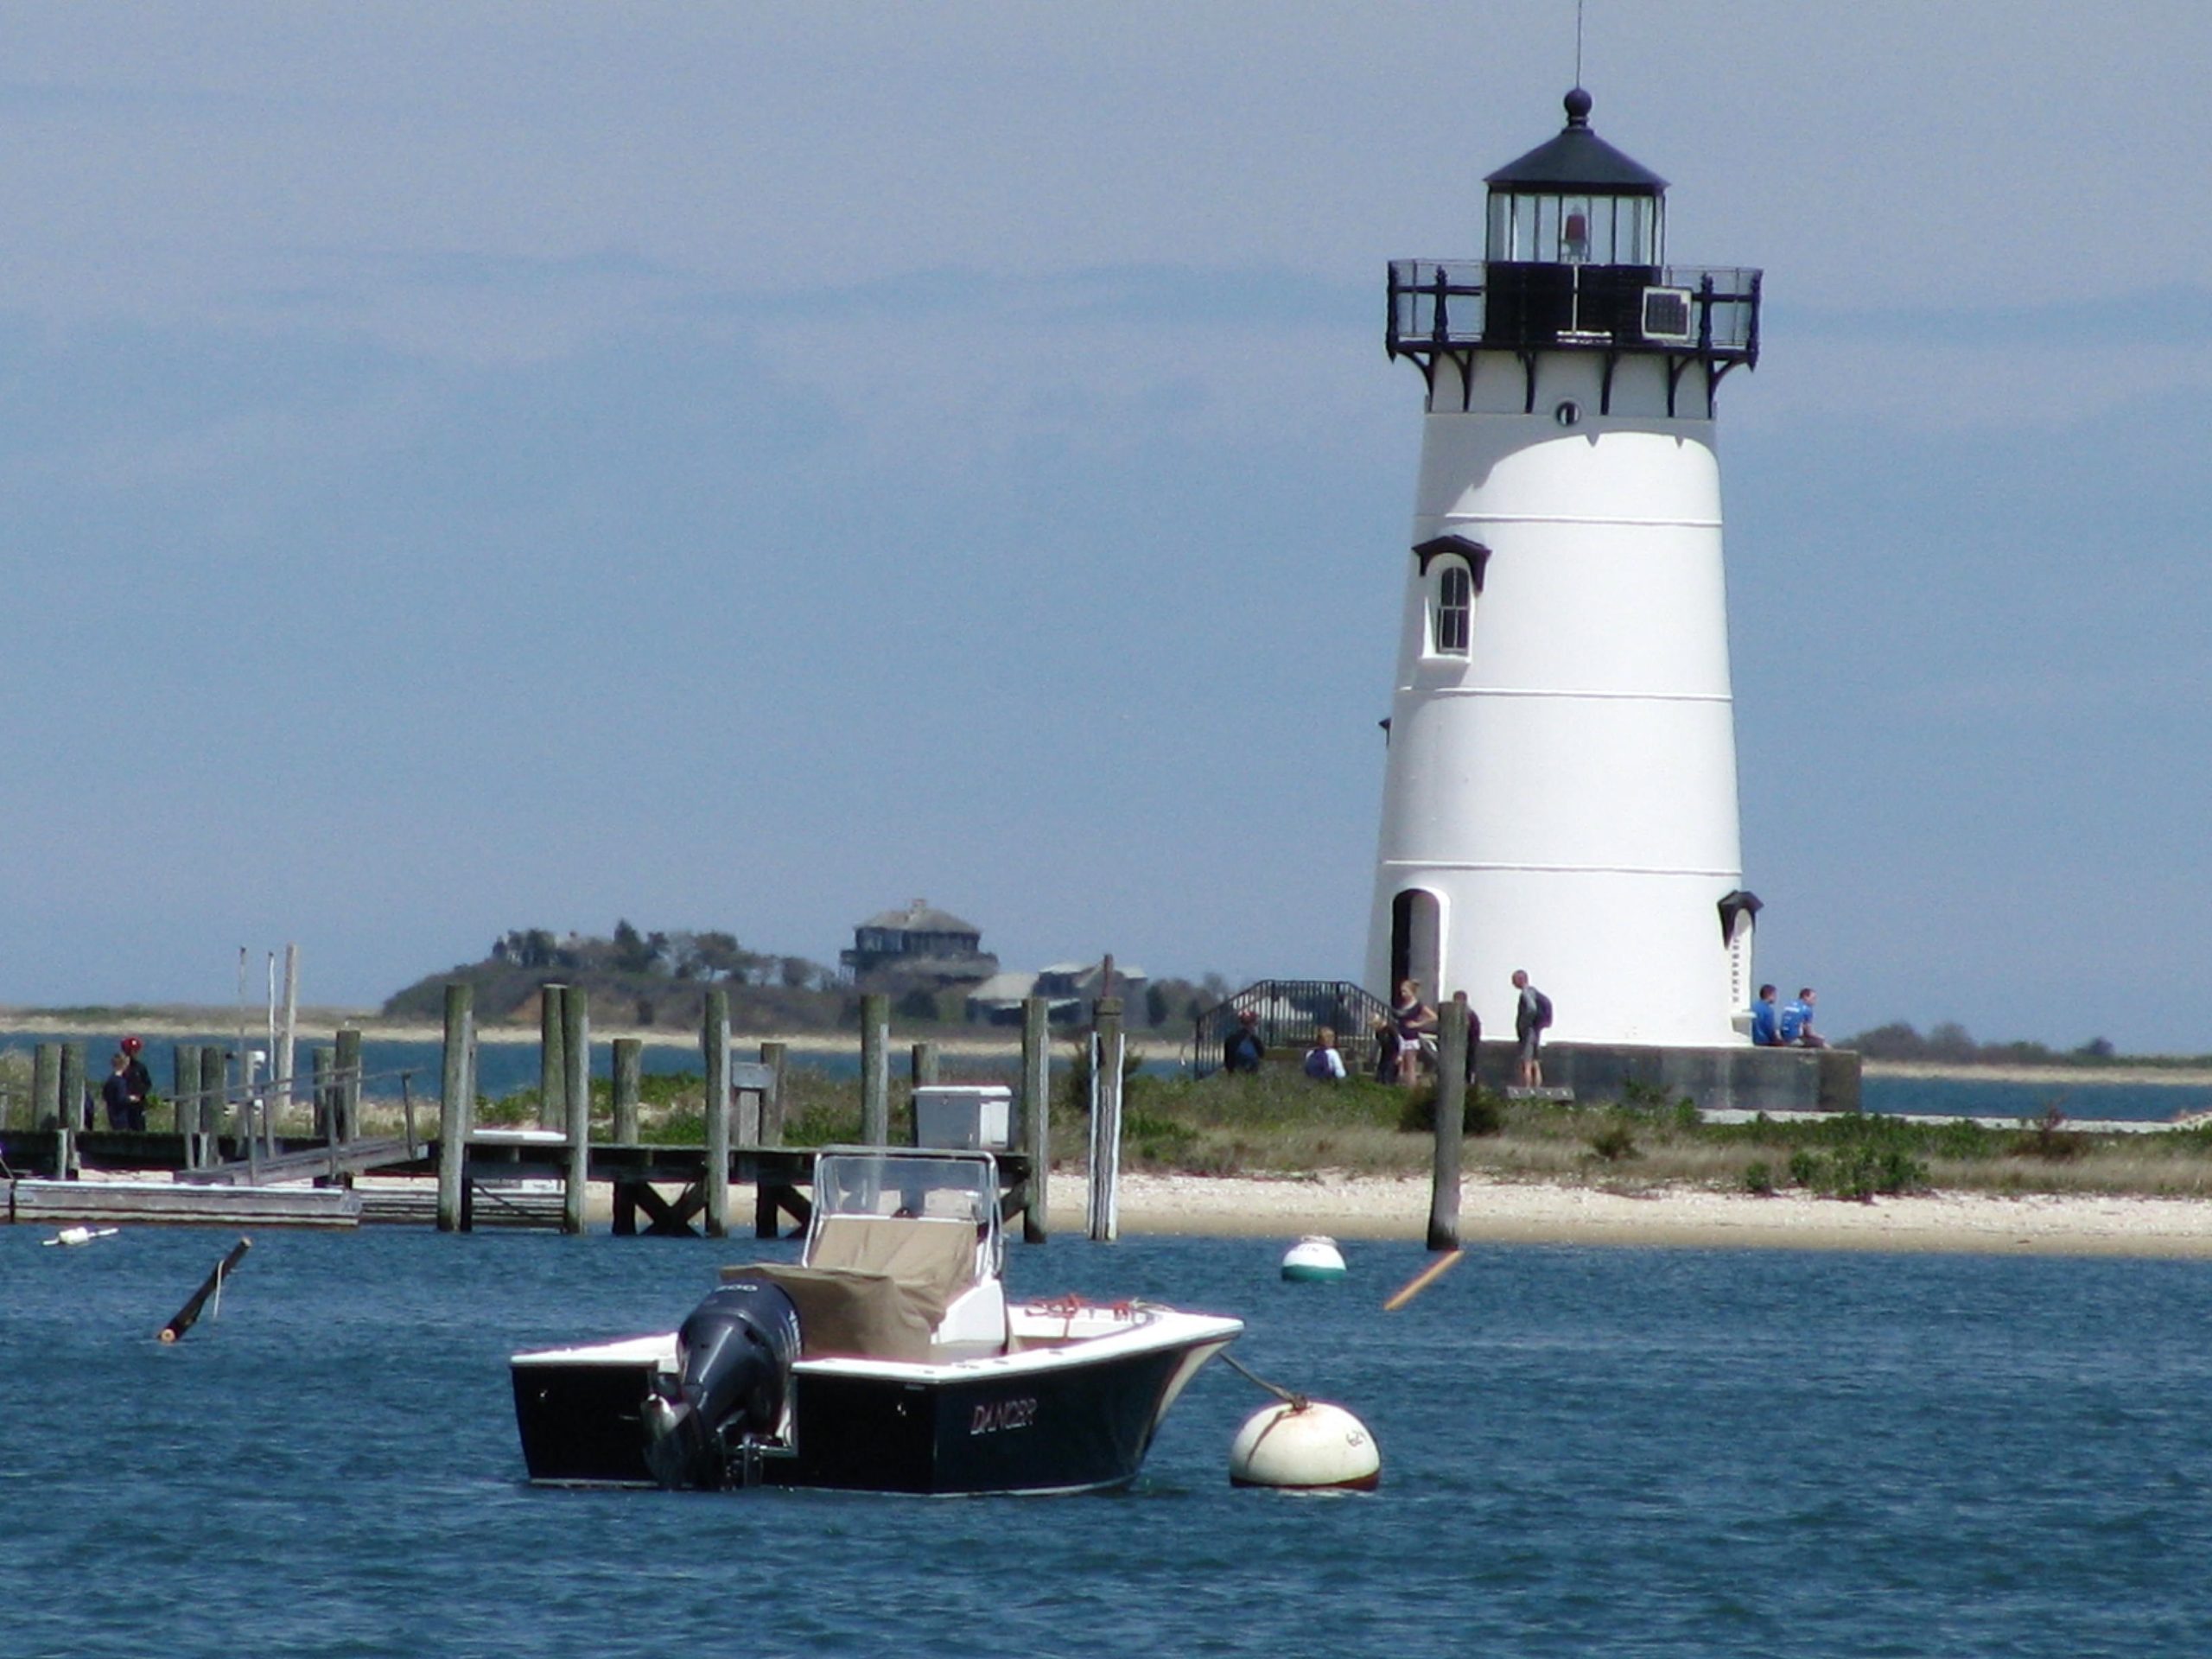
[1845,1021,2202,1069]
[382,920,1227,1033]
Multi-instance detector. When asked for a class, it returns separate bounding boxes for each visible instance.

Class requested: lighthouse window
[1433,563,1471,655]
[1486,190,1663,267]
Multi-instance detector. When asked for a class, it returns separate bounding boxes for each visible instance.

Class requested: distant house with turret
[839,899,998,988]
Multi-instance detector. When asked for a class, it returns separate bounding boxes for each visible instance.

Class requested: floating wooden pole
[860,994,890,1146]
[1088,997,1124,1243]
[1429,997,1468,1251]
[158,1236,253,1343]
[334,1027,364,1143]
[1020,996,1051,1243]
[611,1038,642,1144]
[702,988,731,1239]
[436,982,474,1233]
[1384,1249,1464,1312]
[562,986,591,1236]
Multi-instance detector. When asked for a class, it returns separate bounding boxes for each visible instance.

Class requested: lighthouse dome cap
[1484,87,1668,195]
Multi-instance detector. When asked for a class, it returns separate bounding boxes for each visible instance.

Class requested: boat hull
[513,1313,1238,1496]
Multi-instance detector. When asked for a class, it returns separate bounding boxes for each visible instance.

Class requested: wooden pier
[0,1128,1037,1238]
[0,983,1060,1238]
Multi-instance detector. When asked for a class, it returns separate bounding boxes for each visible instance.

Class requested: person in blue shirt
[1779,988,1827,1048]
[1751,984,1782,1046]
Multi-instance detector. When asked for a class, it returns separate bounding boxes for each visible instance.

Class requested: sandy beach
[17,1163,2212,1258]
[1042,1170,2212,1258]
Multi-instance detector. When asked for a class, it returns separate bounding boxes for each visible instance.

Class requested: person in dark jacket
[1222,1009,1265,1073]
[118,1035,152,1128]
[101,1052,135,1128]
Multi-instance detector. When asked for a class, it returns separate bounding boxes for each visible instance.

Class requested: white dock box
[912,1084,1013,1150]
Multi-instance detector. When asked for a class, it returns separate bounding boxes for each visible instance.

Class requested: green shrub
[1586,1117,1639,1162]
[1396,1084,1507,1136]
[1785,1144,1928,1200]
[1742,1160,1776,1195]
[2020,1105,2086,1161]
[1122,1108,1200,1168]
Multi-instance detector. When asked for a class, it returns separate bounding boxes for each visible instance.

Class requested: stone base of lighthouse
[1473,1040,1861,1115]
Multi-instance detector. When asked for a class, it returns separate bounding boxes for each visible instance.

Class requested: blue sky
[2,3,2208,1049]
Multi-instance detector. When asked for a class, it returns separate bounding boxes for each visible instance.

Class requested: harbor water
[5,1224,2211,1656]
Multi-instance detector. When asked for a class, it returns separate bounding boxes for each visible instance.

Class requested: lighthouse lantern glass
[1486,189,1662,268]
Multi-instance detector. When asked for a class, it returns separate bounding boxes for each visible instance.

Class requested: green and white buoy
[1281,1236,1347,1282]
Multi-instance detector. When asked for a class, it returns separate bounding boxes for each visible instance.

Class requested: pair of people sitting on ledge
[1752,984,1827,1048]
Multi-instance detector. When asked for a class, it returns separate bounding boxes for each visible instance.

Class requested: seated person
[1751,984,1782,1047]
[1779,987,1827,1048]
[1303,1027,1346,1081]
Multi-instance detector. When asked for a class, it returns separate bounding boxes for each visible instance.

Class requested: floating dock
[7,1177,361,1228]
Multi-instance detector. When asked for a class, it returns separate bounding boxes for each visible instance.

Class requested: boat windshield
[809,1149,1003,1285]
[812,1150,997,1226]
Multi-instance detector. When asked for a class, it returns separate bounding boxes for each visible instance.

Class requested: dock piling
[60,1043,86,1134]
[612,1038,642,1144]
[1087,998,1124,1243]
[861,994,890,1146]
[334,1027,363,1143]
[170,1046,194,1141]
[437,982,474,1232]
[33,1042,60,1131]
[1020,997,1050,1243]
[538,982,567,1132]
[1428,998,1468,1249]
[562,987,590,1236]
[703,989,731,1239]
[197,1046,226,1139]
[759,1041,787,1147]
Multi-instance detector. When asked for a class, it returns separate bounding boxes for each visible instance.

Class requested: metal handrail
[1387,258,1761,359]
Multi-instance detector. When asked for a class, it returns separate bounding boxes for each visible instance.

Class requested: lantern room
[1484,86,1667,270]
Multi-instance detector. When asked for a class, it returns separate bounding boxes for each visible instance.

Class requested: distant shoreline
[7,1010,2212,1086]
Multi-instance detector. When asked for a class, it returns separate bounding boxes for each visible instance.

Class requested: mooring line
[1217,1351,1307,1410]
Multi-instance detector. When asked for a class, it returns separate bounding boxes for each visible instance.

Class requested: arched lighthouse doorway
[1389,888,1443,998]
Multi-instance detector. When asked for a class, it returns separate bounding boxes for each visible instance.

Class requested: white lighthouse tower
[1366,88,1764,1048]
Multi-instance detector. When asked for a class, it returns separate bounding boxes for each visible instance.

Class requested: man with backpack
[1511,969,1553,1089]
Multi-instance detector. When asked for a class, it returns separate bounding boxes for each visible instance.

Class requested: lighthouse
[1366,88,1764,1049]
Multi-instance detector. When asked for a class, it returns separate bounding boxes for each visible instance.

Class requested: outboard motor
[642,1274,800,1490]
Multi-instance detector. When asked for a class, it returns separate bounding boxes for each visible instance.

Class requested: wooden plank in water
[9,1179,359,1228]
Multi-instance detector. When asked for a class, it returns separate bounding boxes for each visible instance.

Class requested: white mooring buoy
[42,1226,119,1249]
[1281,1236,1347,1282]
[1229,1399,1381,1491]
